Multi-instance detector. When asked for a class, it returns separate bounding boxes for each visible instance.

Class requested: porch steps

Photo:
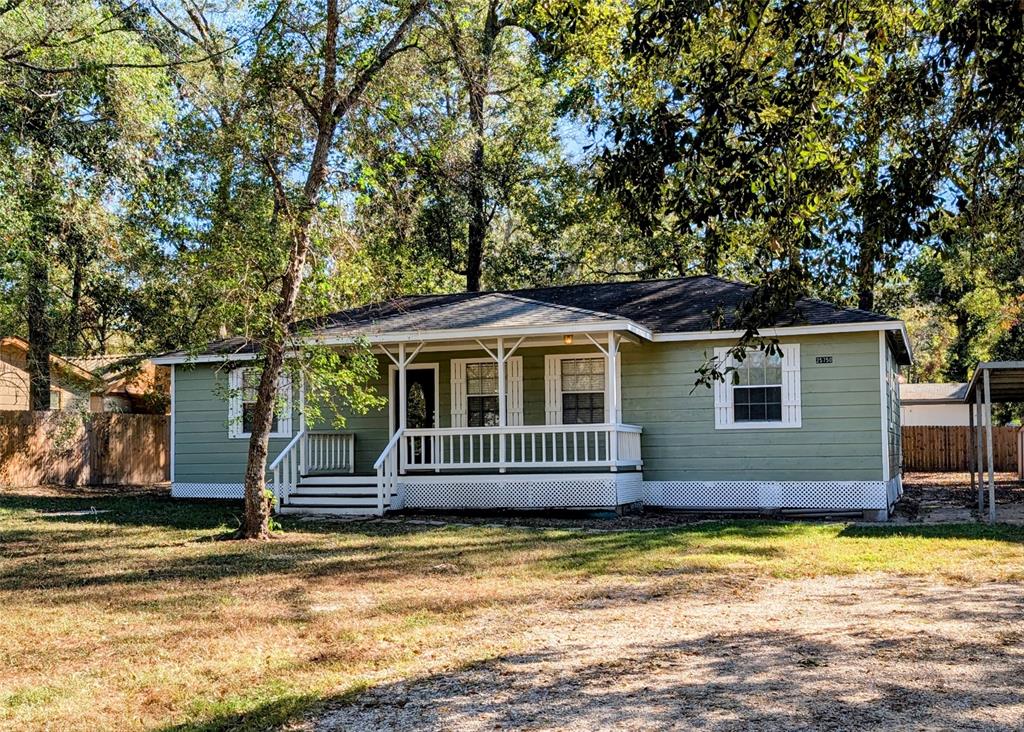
[279,474,394,517]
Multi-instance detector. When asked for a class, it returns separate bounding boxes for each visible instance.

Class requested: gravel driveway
[301,574,1024,731]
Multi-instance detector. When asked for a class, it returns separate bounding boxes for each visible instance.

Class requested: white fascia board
[151,352,260,365]
[312,320,653,346]
[652,321,913,360]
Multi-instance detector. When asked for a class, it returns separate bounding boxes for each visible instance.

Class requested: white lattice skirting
[401,473,642,510]
[643,480,892,511]
[171,482,245,499]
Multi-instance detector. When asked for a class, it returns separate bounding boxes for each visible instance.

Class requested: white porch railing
[304,431,355,474]
[270,430,356,511]
[374,428,403,515]
[400,423,643,472]
[269,428,305,510]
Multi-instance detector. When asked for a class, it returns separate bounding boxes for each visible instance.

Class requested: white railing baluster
[391,424,642,472]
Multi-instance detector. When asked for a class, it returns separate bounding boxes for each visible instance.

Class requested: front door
[394,368,436,464]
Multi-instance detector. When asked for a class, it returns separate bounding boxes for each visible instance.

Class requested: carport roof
[963,362,1024,403]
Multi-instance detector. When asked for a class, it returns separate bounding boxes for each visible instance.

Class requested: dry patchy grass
[1,487,1023,731]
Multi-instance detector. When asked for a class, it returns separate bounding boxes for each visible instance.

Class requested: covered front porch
[270,322,647,515]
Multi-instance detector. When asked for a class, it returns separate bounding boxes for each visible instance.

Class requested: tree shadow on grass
[841,523,1024,542]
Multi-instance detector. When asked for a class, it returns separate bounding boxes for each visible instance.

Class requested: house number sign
[815,355,834,365]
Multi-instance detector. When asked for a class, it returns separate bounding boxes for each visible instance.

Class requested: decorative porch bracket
[475,336,525,472]
[380,341,425,474]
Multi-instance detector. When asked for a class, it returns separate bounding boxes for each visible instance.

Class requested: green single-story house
[152,276,911,519]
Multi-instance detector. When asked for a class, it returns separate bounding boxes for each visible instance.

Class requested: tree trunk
[466,89,486,292]
[26,247,51,411]
[65,230,85,355]
[238,0,425,539]
[26,161,56,411]
[457,0,500,292]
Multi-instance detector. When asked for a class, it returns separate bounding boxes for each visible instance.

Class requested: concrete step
[286,494,394,507]
[279,505,382,516]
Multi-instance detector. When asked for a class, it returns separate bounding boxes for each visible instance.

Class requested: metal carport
[965,362,1024,522]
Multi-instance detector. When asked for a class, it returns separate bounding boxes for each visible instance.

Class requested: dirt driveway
[303,574,1024,731]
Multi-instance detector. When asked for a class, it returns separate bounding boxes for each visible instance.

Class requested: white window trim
[387,363,440,436]
[713,344,801,430]
[228,367,293,439]
[545,353,610,425]
[450,357,523,428]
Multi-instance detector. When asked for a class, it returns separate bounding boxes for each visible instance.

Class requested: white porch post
[607,331,619,470]
[398,342,407,474]
[968,389,977,505]
[984,368,996,522]
[976,389,985,515]
[497,337,507,472]
[299,371,306,474]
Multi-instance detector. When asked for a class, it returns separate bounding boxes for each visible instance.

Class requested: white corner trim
[169,365,176,483]
[879,331,890,482]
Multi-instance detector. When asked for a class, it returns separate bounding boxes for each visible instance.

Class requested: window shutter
[275,374,293,437]
[228,368,242,438]
[781,343,802,427]
[544,355,561,425]
[450,360,467,428]
[713,348,733,429]
[506,356,523,426]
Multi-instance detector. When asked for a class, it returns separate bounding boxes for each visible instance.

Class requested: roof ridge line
[492,292,623,322]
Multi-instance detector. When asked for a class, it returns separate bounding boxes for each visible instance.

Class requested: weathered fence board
[902,425,1018,472]
[0,411,168,487]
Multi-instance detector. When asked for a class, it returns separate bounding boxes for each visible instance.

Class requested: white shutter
[506,356,523,426]
[713,348,733,429]
[781,343,802,428]
[450,360,467,428]
[275,374,293,437]
[228,368,243,438]
[544,355,561,425]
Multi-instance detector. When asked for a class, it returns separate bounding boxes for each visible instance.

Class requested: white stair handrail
[373,428,404,516]
[269,427,306,511]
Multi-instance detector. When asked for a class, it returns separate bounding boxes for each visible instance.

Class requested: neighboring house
[0,337,99,410]
[899,383,971,426]
[154,276,912,520]
[0,336,168,413]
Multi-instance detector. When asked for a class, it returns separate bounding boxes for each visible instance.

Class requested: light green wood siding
[621,332,884,481]
[174,365,298,484]
[173,333,886,483]
[307,347,600,472]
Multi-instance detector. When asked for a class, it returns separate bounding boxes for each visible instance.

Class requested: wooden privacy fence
[902,425,1019,472]
[0,411,169,487]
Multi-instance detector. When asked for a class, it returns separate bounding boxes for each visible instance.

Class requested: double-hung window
[450,358,523,427]
[714,345,801,429]
[561,357,606,424]
[733,351,783,423]
[465,362,500,427]
[228,367,292,438]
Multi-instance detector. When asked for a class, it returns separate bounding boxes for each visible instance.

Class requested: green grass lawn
[2,488,1023,731]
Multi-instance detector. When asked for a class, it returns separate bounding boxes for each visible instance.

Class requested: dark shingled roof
[312,275,897,335]
[158,276,906,361]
